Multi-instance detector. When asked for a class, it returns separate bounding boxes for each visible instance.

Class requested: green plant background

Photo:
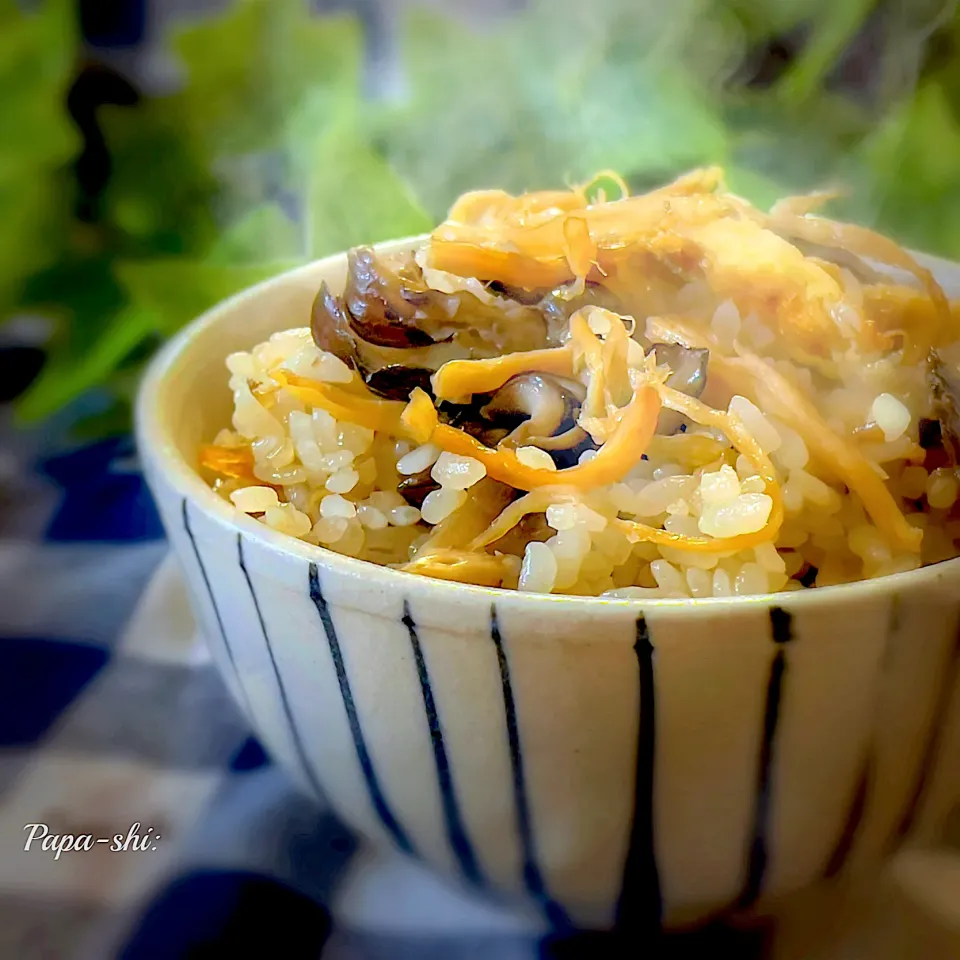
[3,0,960,437]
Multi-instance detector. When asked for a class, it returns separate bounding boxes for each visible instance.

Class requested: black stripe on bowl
[403,601,486,887]
[615,614,663,941]
[821,595,901,878]
[181,499,252,719]
[822,763,871,879]
[308,564,416,856]
[736,605,793,910]
[890,612,960,848]
[490,605,571,930]
[237,535,324,799]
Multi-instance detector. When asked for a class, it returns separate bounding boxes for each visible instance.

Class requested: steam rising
[209,0,960,262]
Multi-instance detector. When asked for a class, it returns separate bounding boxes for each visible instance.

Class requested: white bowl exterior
[136,244,960,930]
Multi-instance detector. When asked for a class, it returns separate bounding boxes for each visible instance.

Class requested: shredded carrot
[763,211,950,353]
[570,310,636,438]
[467,385,781,556]
[275,372,440,448]
[430,170,950,365]
[445,168,713,237]
[642,326,923,553]
[399,549,514,587]
[199,444,261,484]
[401,388,439,444]
[415,479,516,554]
[645,432,730,468]
[563,213,596,280]
[723,353,922,553]
[425,242,574,289]
[469,487,579,550]
[613,385,784,553]
[432,346,575,401]
[273,371,407,434]
[448,188,587,226]
[770,190,842,218]
[430,384,661,491]
[427,170,737,289]
[612,518,771,554]
[861,284,959,362]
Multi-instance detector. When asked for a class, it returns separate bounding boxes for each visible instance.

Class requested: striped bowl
[135,242,960,932]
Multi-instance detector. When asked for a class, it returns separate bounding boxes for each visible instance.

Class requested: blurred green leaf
[17,306,160,423]
[0,176,69,312]
[383,2,730,219]
[725,0,824,39]
[308,118,432,257]
[724,163,790,209]
[98,99,220,258]
[0,0,78,315]
[777,0,876,105]
[20,253,129,355]
[0,0,77,171]
[10,0,960,442]
[115,259,292,334]
[863,80,960,194]
[208,204,303,265]
[15,1,366,433]
[170,0,362,156]
[850,79,960,257]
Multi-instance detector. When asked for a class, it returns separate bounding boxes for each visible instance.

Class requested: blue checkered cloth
[0,413,770,959]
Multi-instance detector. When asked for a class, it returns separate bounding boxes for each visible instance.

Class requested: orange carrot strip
[199,444,260,484]
[724,354,922,553]
[274,372,407,434]
[432,346,575,401]
[614,385,784,554]
[431,385,661,491]
[399,549,513,587]
[401,388,439,444]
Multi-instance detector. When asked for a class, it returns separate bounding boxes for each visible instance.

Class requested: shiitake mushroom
[311,248,716,461]
[652,342,709,398]
[929,349,960,463]
[311,278,440,401]
[311,282,359,364]
[484,280,547,306]
[311,247,550,401]
[395,376,584,508]
[362,365,434,402]
[651,342,710,435]
[436,397,510,448]
[344,247,443,349]
[397,467,439,508]
[481,373,586,449]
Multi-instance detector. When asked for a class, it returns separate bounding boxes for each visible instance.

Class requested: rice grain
[519,542,558,593]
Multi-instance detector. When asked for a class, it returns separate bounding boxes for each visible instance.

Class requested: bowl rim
[135,238,960,615]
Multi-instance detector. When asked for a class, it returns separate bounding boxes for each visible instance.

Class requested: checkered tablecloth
[2,404,958,960]
[2,408,791,959]
[0,418,525,959]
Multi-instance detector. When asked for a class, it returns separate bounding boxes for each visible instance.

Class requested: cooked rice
[198,169,960,598]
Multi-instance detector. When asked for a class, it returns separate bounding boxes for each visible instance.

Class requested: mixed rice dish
[199,168,960,598]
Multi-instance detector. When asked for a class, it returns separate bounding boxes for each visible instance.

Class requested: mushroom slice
[345,247,443,349]
[311,282,359,365]
[651,342,709,435]
[362,365,435,402]
[397,466,439,508]
[480,373,585,448]
[929,347,960,461]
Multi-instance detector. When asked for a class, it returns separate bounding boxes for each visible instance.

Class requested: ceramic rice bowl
[135,240,960,932]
